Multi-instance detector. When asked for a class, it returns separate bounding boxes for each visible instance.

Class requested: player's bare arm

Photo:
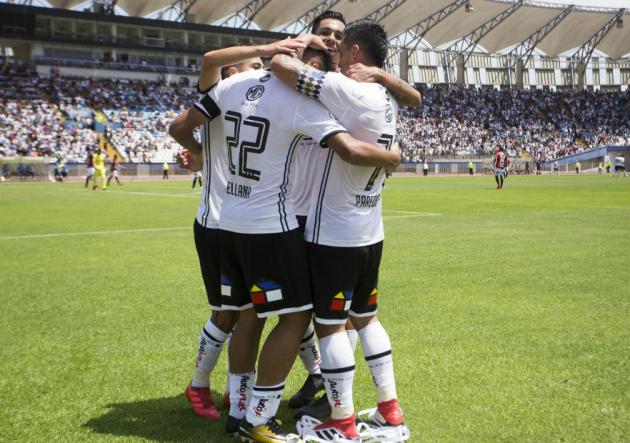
[326,132,400,171]
[345,63,421,107]
[168,107,206,153]
[198,39,306,92]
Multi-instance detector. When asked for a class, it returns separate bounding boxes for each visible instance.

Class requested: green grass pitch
[1,175,629,442]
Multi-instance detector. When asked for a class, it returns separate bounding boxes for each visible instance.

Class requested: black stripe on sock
[253,384,285,392]
[320,365,355,374]
[301,330,315,344]
[202,327,224,344]
[365,350,392,362]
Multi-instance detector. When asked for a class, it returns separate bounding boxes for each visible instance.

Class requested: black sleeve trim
[195,94,221,120]
[319,130,348,148]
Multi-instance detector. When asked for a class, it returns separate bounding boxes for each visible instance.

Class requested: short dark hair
[311,10,346,33]
[342,19,388,68]
[303,47,334,72]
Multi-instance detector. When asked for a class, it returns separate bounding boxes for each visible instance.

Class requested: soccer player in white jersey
[271,20,411,441]
[289,11,421,419]
[173,48,400,442]
[170,41,296,424]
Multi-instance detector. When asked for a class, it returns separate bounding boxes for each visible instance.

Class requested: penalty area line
[0,226,190,240]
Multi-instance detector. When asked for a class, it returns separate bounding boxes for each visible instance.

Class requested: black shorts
[296,215,307,236]
[220,229,312,318]
[307,241,383,325]
[193,220,223,310]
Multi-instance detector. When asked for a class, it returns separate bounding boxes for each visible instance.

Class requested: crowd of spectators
[397,85,630,162]
[1,57,629,165]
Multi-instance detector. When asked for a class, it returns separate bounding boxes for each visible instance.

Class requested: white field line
[98,190,198,199]
[0,227,190,240]
[382,209,441,217]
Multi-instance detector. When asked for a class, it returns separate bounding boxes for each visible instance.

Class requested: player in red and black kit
[84,148,95,189]
[106,154,123,186]
[494,147,507,189]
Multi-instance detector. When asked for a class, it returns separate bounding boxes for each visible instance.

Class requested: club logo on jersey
[368,288,378,306]
[330,291,353,312]
[251,281,283,304]
[221,275,232,297]
[385,104,394,123]
[246,85,265,101]
[259,72,271,83]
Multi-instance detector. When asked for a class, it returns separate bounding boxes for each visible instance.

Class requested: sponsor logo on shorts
[368,288,378,306]
[221,275,232,297]
[251,281,283,305]
[330,291,353,312]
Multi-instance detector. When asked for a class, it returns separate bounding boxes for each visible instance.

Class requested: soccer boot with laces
[309,415,360,442]
[289,373,325,408]
[239,417,304,443]
[184,383,221,420]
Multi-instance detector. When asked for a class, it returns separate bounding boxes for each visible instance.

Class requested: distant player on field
[191,170,202,189]
[553,160,559,176]
[106,154,123,186]
[92,148,107,190]
[84,148,95,188]
[494,147,506,189]
[615,155,626,177]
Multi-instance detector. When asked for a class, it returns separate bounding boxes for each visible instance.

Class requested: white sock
[245,382,285,427]
[228,371,255,419]
[346,329,359,353]
[298,323,321,375]
[191,318,229,388]
[319,332,355,419]
[358,321,397,403]
[224,332,232,394]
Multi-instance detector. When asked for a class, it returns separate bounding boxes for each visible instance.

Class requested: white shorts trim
[209,304,223,312]
[349,310,377,318]
[221,302,253,311]
[257,303,313,319]
[314,316,348,325]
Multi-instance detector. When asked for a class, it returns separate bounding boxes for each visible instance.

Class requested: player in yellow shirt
[92,148,108,190]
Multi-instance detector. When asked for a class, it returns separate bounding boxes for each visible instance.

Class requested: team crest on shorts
[250,281,282,304]
[368,288,378,305]
[330,291,353,312]
[221,275,231,297]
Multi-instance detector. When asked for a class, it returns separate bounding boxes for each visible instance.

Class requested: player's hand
[176,150,202,172]
[295,34,328,51]
[346,63,383,83]
[260,38,306,57]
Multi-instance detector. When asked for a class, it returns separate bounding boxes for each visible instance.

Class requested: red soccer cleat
[184,383,221,420]
[370,398,404,427]
[312,415,359,442]
[222,390,230,409]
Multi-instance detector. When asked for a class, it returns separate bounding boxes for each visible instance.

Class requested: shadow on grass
[83,393,298,443]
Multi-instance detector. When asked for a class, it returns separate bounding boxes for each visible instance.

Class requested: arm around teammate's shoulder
[326,132,401,171]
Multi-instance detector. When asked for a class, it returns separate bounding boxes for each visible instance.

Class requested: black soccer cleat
[288,374,325,409]
[294,394,331,421]
[225,415,241,437]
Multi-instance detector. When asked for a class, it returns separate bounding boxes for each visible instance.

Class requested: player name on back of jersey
[226,180,251,199]
[356,193,381,208]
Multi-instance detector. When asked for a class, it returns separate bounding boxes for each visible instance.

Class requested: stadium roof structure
[35,0,630,59]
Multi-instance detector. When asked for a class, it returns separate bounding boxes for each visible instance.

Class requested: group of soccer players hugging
[168,10,421,443]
